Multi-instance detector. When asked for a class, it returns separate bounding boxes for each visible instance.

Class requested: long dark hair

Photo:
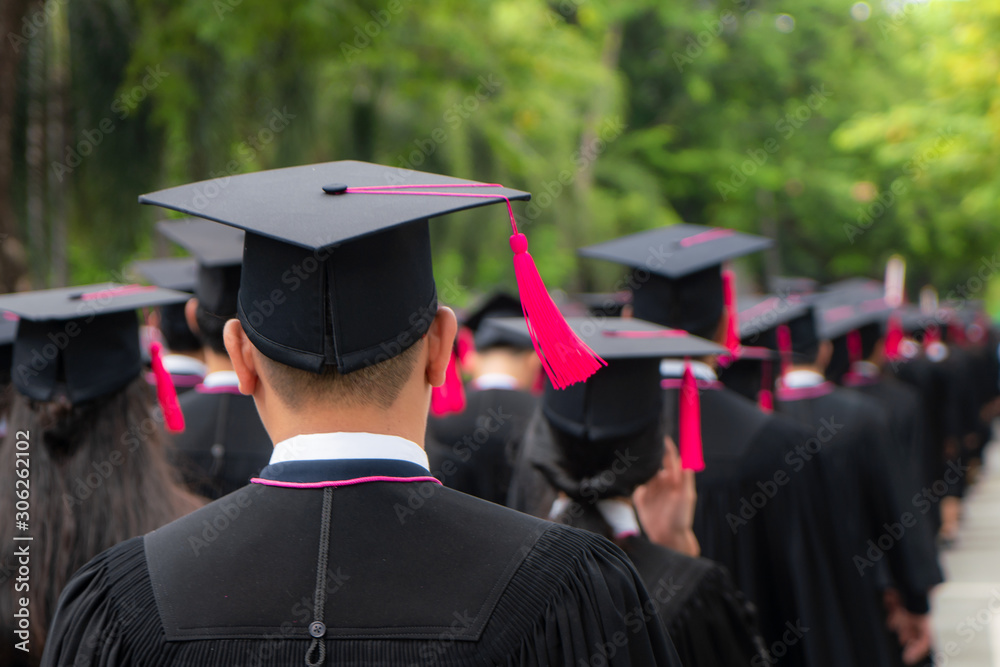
[0,376,204,664]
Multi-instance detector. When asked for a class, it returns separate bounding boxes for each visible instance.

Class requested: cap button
[322,183,348,195]
[308,621,326,637]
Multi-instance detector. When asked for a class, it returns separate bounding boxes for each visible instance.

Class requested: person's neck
[259,385,431,449]
[169,349,205,364]
[474,352,530,389]
[203,348,235,375]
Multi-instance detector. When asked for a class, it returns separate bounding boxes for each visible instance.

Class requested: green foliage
[11,0,1000,312]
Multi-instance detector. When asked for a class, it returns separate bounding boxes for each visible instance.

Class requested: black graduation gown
[170,387,273,500]
[41,458,680,667]
[427,387,537,505]
[776,383,943,667]
[663,384,852,667]
[510,413,774,666]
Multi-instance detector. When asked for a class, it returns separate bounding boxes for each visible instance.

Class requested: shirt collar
[660,359,717,381]
[201,370,240,388]
[268,432,430,472]
[472,372,520,391]
[162,354,207,377]
[782,369,827,388]
[850,360,881,379]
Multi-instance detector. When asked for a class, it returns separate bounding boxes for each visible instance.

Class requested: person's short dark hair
[258,339,424,410]
[160,303,203,353]
[195,304,229,355]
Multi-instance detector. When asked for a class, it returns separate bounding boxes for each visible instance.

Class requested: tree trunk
[0,0,37,292]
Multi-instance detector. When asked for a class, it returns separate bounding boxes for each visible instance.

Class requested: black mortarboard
[578,224,772,337]
[460,292,533,351]
[738,293,818,356]
[491,316,722,440]
[493,316,722,500]
[156,219,244,317]
[768,276,818,296]
[139,162,550,377]
[815,285,891,341]
[129,257,198,293]
[0,284,189,403]
[0,312,18,386]
[130,257,202,353]
[574,292,631,318]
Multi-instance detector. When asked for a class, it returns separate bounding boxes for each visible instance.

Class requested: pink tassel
[758,388,774,413]
[776,324,793,375]
[884,314,903,361]
[149,342,185,433]
[722,269,742,357]
[758,359,774,413]
[510,233,606,389]
[431,348,466,417]
[679,360,705,471]
[846,329,862,364]
[456,326,475,367]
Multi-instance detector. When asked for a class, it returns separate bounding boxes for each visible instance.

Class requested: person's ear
[223,318,258,395]
[184,298,201,336]
[426,307,458,387]
[817,340,834,372]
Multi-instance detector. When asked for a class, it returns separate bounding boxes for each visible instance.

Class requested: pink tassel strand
[511,233,605,389]
[884,314,903,361]
[679,360,705,471]
[776,324,793,376]
[430,348,466,417]
[149,342,185,433]
[846,329,862,364]
[722,269,742,358]
[340,183,606,389]
[758,359,774,413]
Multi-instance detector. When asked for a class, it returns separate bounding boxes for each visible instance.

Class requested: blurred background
[1,0,998,311]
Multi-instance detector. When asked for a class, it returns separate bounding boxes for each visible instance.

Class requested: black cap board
[461,292,532,351]
[156,219,244,317]
[0,284,189,403]
[140,161,531,375]
[492,316,721,501]
[130,257,202,353]
[815,285,891,340]
[578,224,772,337]
[129,257,198,293]
[490,316,722,440]
[737,293,818,356]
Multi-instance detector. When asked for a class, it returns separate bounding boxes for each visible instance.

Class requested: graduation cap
[140,161,603,389]
[0,285,189,426]
[130,257,202,354]
[156,219,245,316]
[815,285,891,341]
[0,311,18,386]
[578,224,771,339]
[129,257,198,293]
[737,293,818,373]
[491,316,723,474]
[573,291,631,318]
[462,292,533,352]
